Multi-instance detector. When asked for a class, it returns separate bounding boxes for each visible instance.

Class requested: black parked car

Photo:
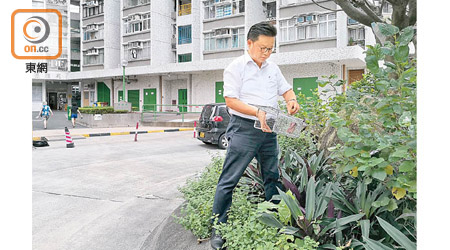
[196,103,231,149]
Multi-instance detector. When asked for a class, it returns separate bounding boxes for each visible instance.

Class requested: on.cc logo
[23,16,50,44]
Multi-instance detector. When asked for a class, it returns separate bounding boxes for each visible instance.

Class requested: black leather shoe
[210,228,225,249]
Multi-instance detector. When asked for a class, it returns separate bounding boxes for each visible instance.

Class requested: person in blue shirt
[71,102,83,128]
[36,101,53,129]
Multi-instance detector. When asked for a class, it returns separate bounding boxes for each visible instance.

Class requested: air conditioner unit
[86,0,98,6]
[132,15,142,21]
[130,42,143,49]
[86,24,98,31]
[86,49,99,55]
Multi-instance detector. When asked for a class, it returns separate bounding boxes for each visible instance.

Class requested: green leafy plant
[78,106,115,114]
[329,23,417,202]
[175,154,223,239]
[257,23,416,249]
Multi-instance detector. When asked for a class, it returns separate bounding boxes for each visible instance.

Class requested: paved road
[32,110,87,131]
[33,130,225,250]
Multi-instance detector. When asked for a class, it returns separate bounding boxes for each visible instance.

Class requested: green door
[143,88,157,111]
[97,82,110,105]
[215,81,225,103]
[293,77,318,98]
[118,90,124,102]
[178,89,187,112]
[127,89,140,110]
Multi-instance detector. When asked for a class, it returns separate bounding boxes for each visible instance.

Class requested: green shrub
[78,106,115,114]
[329,23,417,201]
[215,186,320,250]
[114,110,128,113]
[175,154,223,239]
[257,23,416,249]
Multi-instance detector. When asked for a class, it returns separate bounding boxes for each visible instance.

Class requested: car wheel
[218,134,228,149]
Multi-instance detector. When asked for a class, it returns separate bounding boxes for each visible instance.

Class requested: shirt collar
[245,50,269,68]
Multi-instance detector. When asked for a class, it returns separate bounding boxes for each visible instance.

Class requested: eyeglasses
[259,46,275,53]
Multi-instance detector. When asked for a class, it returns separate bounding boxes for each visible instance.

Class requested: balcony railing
[179,3,191,16]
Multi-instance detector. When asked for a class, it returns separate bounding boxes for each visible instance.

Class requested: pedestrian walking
[36,101,53,129]
[70,102,83,128]
[210,21,300,249]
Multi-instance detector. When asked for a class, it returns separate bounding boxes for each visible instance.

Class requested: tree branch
[407,0,417,26]
[354,0,384,23]
[333,0,377,27]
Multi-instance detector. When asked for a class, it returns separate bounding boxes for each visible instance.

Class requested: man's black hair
[247,21,277,41]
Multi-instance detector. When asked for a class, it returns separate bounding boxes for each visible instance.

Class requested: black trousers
[211,115,283,224]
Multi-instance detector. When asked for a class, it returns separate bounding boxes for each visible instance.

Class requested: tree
[329,0,417,53]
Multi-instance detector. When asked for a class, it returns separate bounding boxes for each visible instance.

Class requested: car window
[218,106,230,122]
[201,105,213,120]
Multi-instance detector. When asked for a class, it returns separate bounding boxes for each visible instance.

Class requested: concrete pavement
[33,127,221,250]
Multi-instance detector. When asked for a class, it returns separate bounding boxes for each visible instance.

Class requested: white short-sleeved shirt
[223,51,292,120]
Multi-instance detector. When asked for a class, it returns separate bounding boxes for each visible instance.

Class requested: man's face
[247,35,275,65]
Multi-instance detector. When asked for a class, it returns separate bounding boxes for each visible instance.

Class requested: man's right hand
[256,109,272,133]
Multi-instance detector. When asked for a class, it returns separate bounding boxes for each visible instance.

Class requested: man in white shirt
[211,22,300,249]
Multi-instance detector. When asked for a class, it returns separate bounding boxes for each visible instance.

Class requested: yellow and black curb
[33,128,194,141]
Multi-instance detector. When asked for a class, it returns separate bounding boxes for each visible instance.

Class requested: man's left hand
[287,100,300,115]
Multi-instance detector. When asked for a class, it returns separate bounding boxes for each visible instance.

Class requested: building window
[318,13,336,38]
[232,27,245,48]
[123,13,151,35]
[204,32,215,51]
[178,53,192,63]
[280,13,336,43]
[204,27,244,51]
[382,3,393,14]
[179,1,192,16]
[123,0,150,9]
[178,25,192,44]
[82,0,104,18]
[83,23,104,41]
[203,0,244,20]
[348,27,365,46]
[83,48,104,65]
[265,2,276,19]
[348,18,359,25]
[280,18,296,42]
[123,40,151,61]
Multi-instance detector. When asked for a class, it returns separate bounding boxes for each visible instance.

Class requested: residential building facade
[33,0,390,113]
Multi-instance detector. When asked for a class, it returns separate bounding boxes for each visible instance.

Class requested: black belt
[232,115,257,123]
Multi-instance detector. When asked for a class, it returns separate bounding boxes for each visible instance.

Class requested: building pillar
[42,80,46,103]
[111,78,115,106]
[67,83,72,106]
[79,81,84,107]
[94,81,98,104]
[188,74,193,112]
[336,6,348,48]
[159,75,163,112]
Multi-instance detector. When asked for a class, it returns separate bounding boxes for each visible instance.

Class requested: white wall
[151,0,174,65]
[112,75,160,111]
[103,0,121,69]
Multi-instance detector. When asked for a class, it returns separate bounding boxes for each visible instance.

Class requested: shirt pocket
[266,74,278,98]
